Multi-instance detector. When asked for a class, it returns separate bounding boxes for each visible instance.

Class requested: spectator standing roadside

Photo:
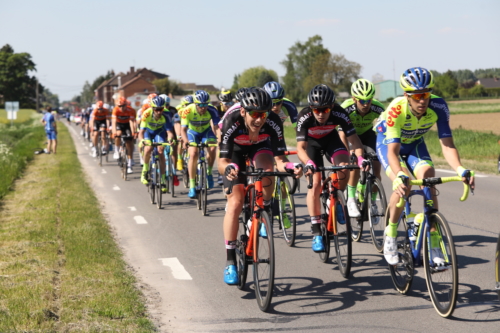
[41,106,57,154]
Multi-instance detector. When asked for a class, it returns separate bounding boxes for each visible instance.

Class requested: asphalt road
[66,123,500,332]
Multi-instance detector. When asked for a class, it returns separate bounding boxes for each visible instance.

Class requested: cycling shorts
[221,140,274,189]
[93,120,107,132]
[187,127,216,144]
[143,128,166,144]
[306,130,349,168]
[376,133,433,177]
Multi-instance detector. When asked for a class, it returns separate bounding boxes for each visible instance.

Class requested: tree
[231,74,240,91]
[41,87,59,109]
[0,44,37,107]
[152,77,185,95]
[433,70,458,98]
[281,35,330,103]
[236,66,278,89]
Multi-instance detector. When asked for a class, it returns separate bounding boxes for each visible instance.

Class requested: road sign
[5,101,19,112]
[7,111,17,120]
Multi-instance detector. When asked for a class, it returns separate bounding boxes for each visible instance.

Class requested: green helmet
[351,79,375,100]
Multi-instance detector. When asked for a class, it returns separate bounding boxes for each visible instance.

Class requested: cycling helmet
[218,89,234,103]
[150,96,165,108]
[235,87,249,102]
[96,101,104,108]
[103,103,110,109]
[240,87,272,111]
[351,79,375,100]
[182,95,194,105]
[307,84,335,107]
[117,97,127,106]
[193,90,210,104]
[399,67,434,91]
[159,94,168,101]
[164,96,171,105]
[148,93,158,101]
[263,81,285,99]
[142,98,149,106]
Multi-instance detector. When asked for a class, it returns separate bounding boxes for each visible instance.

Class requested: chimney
[118,76,121,87]
[130,66,135,74]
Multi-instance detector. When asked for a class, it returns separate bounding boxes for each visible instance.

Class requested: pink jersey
[218,102,241,129]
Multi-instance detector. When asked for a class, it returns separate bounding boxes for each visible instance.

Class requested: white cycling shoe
[347,198,361,218]
[384,227,399,265]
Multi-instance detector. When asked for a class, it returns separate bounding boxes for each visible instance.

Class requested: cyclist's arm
[112,116,117,136]
[345,134,364,164]
[181,126,189,148]
[138,128,145,142]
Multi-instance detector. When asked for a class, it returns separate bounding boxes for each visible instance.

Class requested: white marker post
[5,101,19,127]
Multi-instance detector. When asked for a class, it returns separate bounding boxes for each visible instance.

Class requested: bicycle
[227,169,297,312]
[117,134,132,181]
[307,164,360,278]
[144,142,171,209]
[496,233,500,302]
[347,150,388,252]
[271,151,299,247]
[96,126,108,167]
[163,142,177,198]
[181,148,190,189]
[188,142,218,216]
[387,174,473,318]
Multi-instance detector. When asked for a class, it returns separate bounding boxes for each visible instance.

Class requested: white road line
[101,169,107,174]
[134,216,148,224]
[435,169,487,178]
[158,258,192,280]
[113,185,120,190]
[85,146,88,150]
[128,206,137,211]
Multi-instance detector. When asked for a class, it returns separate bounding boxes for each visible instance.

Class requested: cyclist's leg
[202,127,217,188]
[250,143,275,206]
[187,129,200,197]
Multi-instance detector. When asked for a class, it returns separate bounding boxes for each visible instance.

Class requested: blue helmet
[182,95,194,105]
[263,81,285,100]
[400,67,435,92]
[150,96,165,108]
[159,94,171,105]
[194,90,210,104]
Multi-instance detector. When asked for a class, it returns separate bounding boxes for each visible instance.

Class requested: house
[95,71,124,105]
[476,78,500,89]
[179,83,219,94]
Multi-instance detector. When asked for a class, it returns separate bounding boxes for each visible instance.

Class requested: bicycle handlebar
[396,175,473,208]
[188,142,218,148]
[306,165,360,189]
[142,142,172,147]
[225,169,298,195]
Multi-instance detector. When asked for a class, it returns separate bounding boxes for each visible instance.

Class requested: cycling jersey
[219,110,287,159]
[340,98,384,135]
[112,106,135,124]
[140,110,173,132]
[90,108,110,122]
[296,104,356,142]
[219,102,241,129]
[274,98,298,126]
[374,95,452,144]
[180,103,220,132]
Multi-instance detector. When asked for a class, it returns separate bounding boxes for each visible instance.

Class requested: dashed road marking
[102,169,107,174]
[128,206,137,211]
[159,258,192,280]
[113,185,120,190]
[134,216,147,224]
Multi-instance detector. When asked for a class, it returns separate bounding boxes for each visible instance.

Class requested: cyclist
[82,105,92,139]
[112,96,137,174]
[215,89,235,185]
[375,67,475,265]
[296,84,367,253]
[89,101,111,158]
[180,90,220,198]
[339,79,385,218]
[219,87,303,285]
[263,81,298,126]
[139,96,175,192]
[175,95,194,171]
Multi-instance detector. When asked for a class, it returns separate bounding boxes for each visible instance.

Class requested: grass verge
[0,124,155,332]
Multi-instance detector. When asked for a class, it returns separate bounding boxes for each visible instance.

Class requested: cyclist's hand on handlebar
[225,163,239,181]
[304,159,316,176]
[357,155,370,172]
[392,171,408,197]
[285,162,303,178]
[457,166,475,192]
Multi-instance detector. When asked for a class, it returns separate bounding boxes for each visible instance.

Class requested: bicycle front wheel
[149,166,155,205]
[98,135,102,167]
[156,167,162,209]
[368,177,388,253]
[423,212,458,318]
[182,152,189,189]
[278,177,296,247]
[319,192,331,263]
[169,154,175,198]
[253,210,275,312]
[236,210,250,290]
[496,233,500,302]
[201,163,208,216]
[348,188,363,242]
[333,190,352,278]
[122,147,128,181]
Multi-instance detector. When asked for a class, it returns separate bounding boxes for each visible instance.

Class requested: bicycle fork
[246,181,265,263]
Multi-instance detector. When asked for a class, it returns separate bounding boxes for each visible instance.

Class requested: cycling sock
[225,240,237,266]
[142,163,149,172]
[207,166,213,175]
[386,220,398,238]
[311,215,321,235]
[189,178,196,188]
[357,182,366,196]
[347,185,356,199]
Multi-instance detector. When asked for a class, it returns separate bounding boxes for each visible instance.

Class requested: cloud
[380,29,406,36]
[438,27,453,34]
[295,18,340,27]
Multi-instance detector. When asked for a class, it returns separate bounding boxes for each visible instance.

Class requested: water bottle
[414,213,424,239]
[407,212,417,242]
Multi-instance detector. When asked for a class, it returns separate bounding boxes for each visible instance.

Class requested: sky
[1,0,499,102]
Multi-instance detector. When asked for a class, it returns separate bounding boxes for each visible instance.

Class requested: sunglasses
[119,105,127,107]
[246,110,269,119]
[154,107,164,112]
[311,107,331,114]
[272,99,283,106]
[407,91,432,101]
[196,103,209,107]
[356,98,372,105]
[223,101,234,107]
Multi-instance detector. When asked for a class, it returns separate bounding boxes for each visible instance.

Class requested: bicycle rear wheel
[182,151,189,189]
[333,190,352,278]
[201,163,208,216]
[169,154,175,198]
[369,177,388,253]
[149,164,155,204]
[348,188,363,242]
[423,212,458,318]
[253,210,275,312]
[237,206,251,290]
[387,208,414,294]
[278,177,296,247]
[156,167,162,209]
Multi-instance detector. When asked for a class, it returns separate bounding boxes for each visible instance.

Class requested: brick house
[476,77,500,89]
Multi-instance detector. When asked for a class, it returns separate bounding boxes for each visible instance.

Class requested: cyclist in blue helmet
[263,81,298,127]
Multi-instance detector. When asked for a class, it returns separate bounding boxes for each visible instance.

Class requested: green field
[0,109,40,124]
[448,101,500,114]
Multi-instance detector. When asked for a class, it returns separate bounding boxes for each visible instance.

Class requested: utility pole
[36,77,39,112]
